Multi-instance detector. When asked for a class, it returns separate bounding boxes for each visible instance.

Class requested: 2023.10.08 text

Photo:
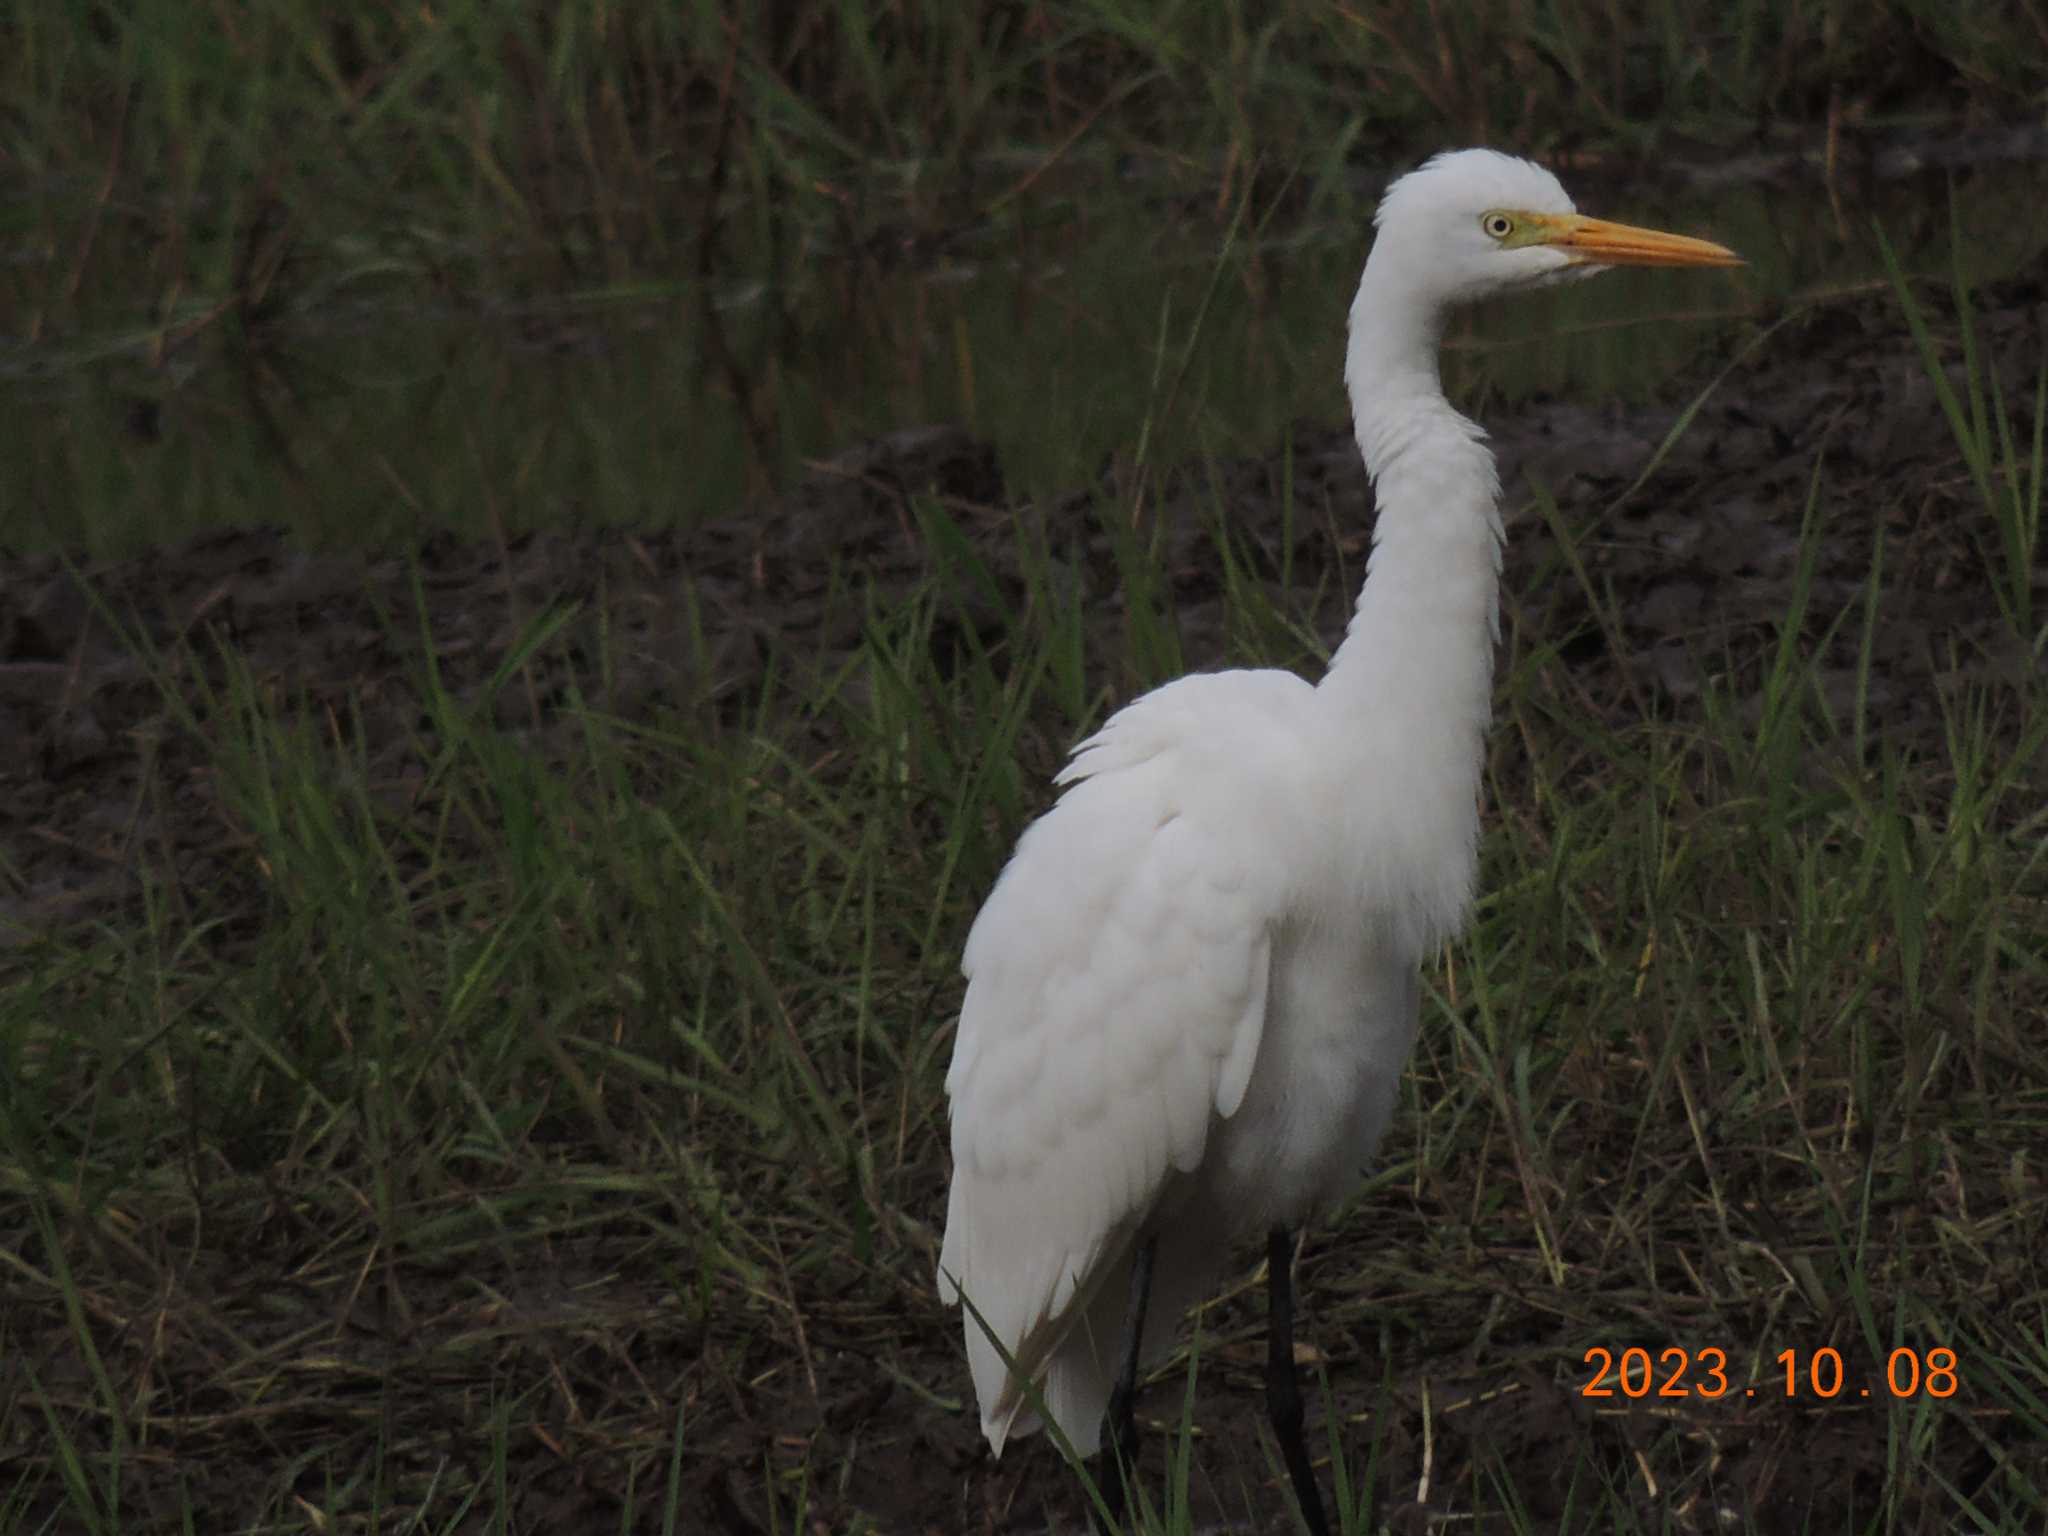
[1582,1346,1959,1400]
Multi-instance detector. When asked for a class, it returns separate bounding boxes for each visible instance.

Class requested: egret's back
[936,667,1390,1453]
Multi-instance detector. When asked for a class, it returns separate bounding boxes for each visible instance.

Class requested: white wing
[936,667,1315,1454]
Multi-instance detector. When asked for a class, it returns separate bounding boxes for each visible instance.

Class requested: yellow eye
[1481,211,1515,240]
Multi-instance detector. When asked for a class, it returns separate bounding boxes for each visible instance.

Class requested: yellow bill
[1527,212,1742,268]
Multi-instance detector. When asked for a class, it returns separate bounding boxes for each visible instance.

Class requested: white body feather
[937,149,1656,1456]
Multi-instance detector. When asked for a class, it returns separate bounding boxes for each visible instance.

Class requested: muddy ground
[3,273,2044,1531]
[10,277,2040,944]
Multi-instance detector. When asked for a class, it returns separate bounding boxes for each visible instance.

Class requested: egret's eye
[1481,211,1516,240]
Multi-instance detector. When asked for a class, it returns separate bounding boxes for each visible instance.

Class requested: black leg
[1095,1234,1157,1535]
[1267,1227,1331,1536]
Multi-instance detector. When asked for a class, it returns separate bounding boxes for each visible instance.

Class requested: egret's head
[1368,148,1739,311]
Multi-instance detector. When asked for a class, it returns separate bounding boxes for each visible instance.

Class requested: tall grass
[9,2,2048,550]
[7,330,2048,1527]
[5,4,2048,1531]
[1880,205,2047,648]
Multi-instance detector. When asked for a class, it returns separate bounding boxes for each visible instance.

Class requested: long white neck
[1318,258,1504,948]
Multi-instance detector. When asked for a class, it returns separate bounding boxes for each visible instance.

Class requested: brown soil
[3,275,2043,1532]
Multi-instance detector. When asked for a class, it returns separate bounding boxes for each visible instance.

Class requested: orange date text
[1579,1346,1959,1400]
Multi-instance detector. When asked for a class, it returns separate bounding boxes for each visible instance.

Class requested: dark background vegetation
[4,5,2047,1533]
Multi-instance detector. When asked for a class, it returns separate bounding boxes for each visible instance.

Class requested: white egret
[936,148,1738,1534]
